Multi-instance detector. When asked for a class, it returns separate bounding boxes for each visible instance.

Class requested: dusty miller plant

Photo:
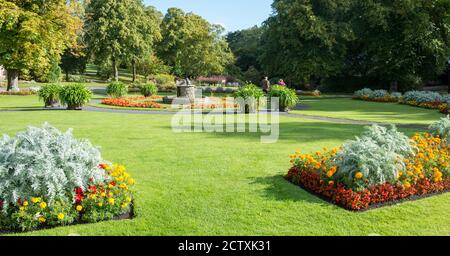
[0,123,109,211]
[429,117,450,142]
[333,125,415,190]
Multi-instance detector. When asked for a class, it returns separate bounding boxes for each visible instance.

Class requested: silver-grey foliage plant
[429,117,450,141]
[0,123,109,211]
[333,125,415,189]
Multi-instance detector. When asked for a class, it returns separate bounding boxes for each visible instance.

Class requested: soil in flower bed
[0,204,135,234]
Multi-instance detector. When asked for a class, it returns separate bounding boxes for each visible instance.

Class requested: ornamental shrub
[429,117,450,141]
[268,85,299,111]
[0,124,108,211]
[354,88,373,98]
[152,73,176,91]
[140,82,158,97]
[59,83,92,110]
[106,82,128,98]
[403,91,443,103]
[38,84,62,107]
[371,90,389,99]
[234,84,265,113]
[333,125,414,190]
[391,92,402,99]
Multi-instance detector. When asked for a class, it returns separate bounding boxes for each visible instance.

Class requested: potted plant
[268,85,299,112]
[140,82,158,97]
[234,84,264,113]
[59,83,92,110]
[106,81,128,98]
[38,84,62,107]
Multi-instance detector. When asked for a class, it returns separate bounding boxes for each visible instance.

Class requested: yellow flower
[100,192,106,197]
[403,181,411,189]
[89,194,96,200]
[39,202,47,209]
[98,202,103,207]
[23,201,29,207]
[38,217,46,223]
[355,172,364,179]
[31,197,41,203]
[126,197,132,203]
[76,205,83,212]
[57,213,65,220]
[121,203,128,209]
[326,171,334,178]
[108,198,115,205]
[19,206,25,211]
[108,192,113,197]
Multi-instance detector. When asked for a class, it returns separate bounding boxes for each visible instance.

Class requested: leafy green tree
[84,0,160,82]
[347,0,450,91]
[126,5,162,82]
[157,8,234,78]
[259,0,353,87]
[0,0,81,91]
[60,47,87,81]
[227,26,263,72]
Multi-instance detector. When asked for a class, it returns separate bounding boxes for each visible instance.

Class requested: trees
[60,47,87,81]
[84,0,160,82]
[347,0,450,91]
[227,26,264,72]
[259,0,353,87]
[125,5,162,82]
[256,0,450,90]
[157,8,234,78]
[0,0,81,91]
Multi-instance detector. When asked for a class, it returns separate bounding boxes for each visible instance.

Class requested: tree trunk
[112,58,119,82]
[6,69,19,92]
[66,71,69,82]
[389,81,398,92]
[132,61,136,82]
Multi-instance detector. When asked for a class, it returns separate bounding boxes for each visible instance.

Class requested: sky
[144,0,273,32]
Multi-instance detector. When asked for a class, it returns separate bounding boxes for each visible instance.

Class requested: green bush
[333,125,414,190]
[106,82,128,98]
[140,83,158,97]
[152,74,176,91]
[38,84,62,107]
[59,83,92,110]
[268,85,299,111]
[234,84,264,113]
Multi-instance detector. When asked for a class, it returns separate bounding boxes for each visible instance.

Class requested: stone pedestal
[177,85,196,103]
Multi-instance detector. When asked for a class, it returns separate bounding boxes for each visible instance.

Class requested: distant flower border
[101,96,162,109]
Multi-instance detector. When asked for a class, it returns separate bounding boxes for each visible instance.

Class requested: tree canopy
[157,8,234,78]
[84,0,161,81]
[0,0,81,90]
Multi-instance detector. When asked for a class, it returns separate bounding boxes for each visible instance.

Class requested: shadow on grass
[250,174,329,206]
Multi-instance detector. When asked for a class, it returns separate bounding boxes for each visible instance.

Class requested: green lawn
[291,96,444,125]
[0,96,449,236]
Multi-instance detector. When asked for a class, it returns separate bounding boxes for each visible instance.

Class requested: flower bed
[101,96,162,109]
[0,89,36,96]
[0,124,135,232]
[286,119,450,211]
[353,88,450,115]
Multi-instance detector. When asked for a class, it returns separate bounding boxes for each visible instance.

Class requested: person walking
[261,76,270,93]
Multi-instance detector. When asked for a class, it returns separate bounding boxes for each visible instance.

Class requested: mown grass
[291,96,444,125]
[0,96,448,236]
